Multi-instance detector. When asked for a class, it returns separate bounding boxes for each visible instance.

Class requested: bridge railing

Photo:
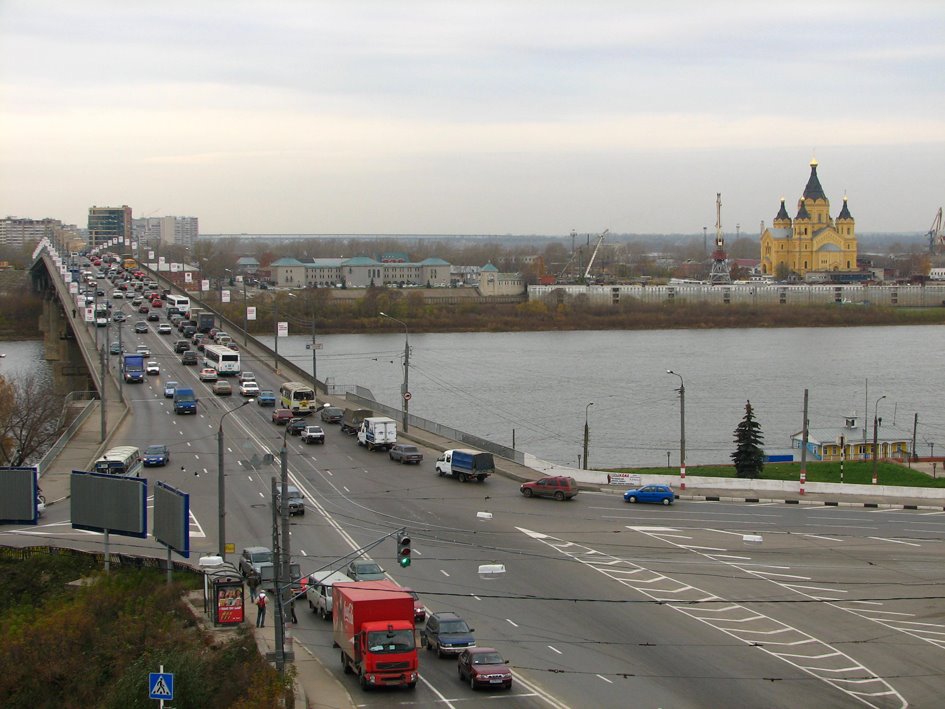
[37,390,99,475]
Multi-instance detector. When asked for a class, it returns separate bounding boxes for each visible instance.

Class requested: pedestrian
[247,573,259,601]
[289,598,298,624]
[72,308,76,318]
[255,590,267,628]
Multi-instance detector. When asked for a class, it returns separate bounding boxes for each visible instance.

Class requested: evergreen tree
[732,400,765,479]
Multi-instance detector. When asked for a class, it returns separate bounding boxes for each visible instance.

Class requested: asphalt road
[8,293,945,708]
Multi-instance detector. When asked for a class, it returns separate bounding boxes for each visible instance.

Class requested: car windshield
[260,390,274,397]
[355,562,381,574]
[439,620,470,633]
[145,445,165,455]
[251,551,272,564]
[401,446,419,453]
[472,652,504,665]
[366,629,414,654]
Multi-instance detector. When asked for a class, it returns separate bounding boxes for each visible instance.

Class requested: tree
[732,400,765,479]
[0,374,66,466]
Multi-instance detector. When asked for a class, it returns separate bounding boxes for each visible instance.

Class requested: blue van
[173,388,197,415]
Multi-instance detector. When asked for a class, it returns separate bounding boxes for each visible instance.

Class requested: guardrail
[37,390,99,476]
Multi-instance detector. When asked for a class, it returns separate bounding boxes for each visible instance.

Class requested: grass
[606,460,945,487]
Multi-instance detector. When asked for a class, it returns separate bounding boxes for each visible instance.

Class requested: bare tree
[0,374,66,466]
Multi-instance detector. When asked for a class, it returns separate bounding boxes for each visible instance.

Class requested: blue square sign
[149,672,174,700]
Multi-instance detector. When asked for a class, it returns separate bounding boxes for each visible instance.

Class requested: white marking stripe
[518,527,905,709]
[867,536,922,547]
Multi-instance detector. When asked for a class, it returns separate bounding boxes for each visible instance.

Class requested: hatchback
[199,368,218,382]
[623,484,675,505]
[457,648,512,690]
[271,408,294,424]
[520,476,578,501]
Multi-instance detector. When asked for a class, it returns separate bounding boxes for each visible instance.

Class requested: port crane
[927,208,943,255]
[582,229,609,281]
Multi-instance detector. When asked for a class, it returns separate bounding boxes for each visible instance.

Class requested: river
[259,324,945,469]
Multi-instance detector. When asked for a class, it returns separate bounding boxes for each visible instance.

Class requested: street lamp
[872,394,886,485]
[379,312,409,432]
[217,398,254,558]
[583,402,594,469]
[667,370,686,490]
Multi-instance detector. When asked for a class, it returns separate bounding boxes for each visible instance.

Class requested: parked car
[319,406,344,423]
[212,380,232,396]
[239,381,260,397]
[423,612,476,658]
[163,380,178,398]
[257,389,277,407]
[287,417,307,435]
[239,546,273,579]
[389,443,423,464]
[623,484,675,505]
[157,323,172,334]
[520,476,579,501]
[199,368,218,382]
[301,425,325,444]
[143,444,170,467]
[180,351,198,365]
[145,361,160,376]
[134,321,148,333]
[346,559,385,582]
[271,408,294,425]
[457,648,512,690]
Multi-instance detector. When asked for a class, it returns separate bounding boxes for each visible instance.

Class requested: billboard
[0,467,40,524]
[71,470,148,538]
[153,481,190,558]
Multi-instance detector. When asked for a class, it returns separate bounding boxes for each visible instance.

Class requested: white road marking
[548,646,562,655]
[596,674,613,684]
[506,619,519,627]
[440,569,450,577]
[867,536,922,547]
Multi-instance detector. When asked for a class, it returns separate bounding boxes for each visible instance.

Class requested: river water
[261,325,945,469]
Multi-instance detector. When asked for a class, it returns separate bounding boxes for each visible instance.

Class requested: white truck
[435,449,495,482]
[357,416,397,451]
[306,569,354,620]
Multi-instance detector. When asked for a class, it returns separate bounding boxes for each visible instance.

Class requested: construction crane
[582,229,609,281]
[927,208,943,255]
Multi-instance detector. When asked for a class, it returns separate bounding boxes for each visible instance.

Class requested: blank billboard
[0,467,39,524]
[153,481,190,558]
[71,470,147,538]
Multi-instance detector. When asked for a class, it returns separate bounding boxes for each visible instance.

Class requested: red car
[457,648,513,690]
[271,408,294,425]
[402,587,426,621]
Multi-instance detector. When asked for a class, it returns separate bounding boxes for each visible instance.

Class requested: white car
[239,371,255,384]
[199,368,218,382]
[240,381,260,397]
[146,361,160,375]
[111,290,123,299]
[136,345,151,357]
[157,323,172,335]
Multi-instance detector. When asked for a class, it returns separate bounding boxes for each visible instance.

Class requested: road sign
[148,672,174,700]
[403,391,412,401]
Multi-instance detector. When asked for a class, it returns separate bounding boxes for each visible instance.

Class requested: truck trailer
[435,449,495,482]
[357,416,397,451]
[341,408,373,435]
[332,580,418,690]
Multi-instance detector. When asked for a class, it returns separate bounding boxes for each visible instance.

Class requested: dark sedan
[457,648,513,690]
[389,443,423,464]
[286,417,307,435]
[319,406,343,423]
[143,444,170,467]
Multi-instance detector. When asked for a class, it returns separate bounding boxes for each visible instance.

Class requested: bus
[121,254,137,270]
[165,294,190,310]
[279,381,317,414]
[93,445,143,477]
[204,344,241,376]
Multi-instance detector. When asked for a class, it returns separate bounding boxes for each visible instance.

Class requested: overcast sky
[2,1,943,236]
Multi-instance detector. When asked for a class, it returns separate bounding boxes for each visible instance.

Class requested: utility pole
[310,301,318,392]
[270,477,285,674]
[583,402,593,470]
[99,339,107,443]
[799,389,809,495]
[911,413,918,465]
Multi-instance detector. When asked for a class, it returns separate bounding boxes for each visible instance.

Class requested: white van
[306,570,353,619]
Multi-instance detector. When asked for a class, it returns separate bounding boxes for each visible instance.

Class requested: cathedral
[759,159,858,278]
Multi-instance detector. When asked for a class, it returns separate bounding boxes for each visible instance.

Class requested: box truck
[332,580,418,690]
[357,416,397,451]
[121,353,145,383]
[435,449,494,482]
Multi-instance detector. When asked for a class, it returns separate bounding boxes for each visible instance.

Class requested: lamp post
[379,312,409,432]
[583,402,594,469]
[217,398,254,558]
[667,370,686,490]
[872,394,886,485]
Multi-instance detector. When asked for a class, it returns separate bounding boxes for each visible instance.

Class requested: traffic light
[397,533,411,568]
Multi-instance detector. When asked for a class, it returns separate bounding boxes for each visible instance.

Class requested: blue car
[256,389,277,407]
[143,444,170,467]
[623,484,675,505]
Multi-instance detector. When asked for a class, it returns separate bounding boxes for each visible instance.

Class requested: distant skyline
[2,1,943,236]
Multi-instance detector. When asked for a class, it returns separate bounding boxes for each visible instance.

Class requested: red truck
[332,580,418,690]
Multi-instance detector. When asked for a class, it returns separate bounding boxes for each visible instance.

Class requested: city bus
[165,294,190,311]
[121,254,137,270]
[204,344,241,376]
[93,445,143,477]
[279,381,317,414]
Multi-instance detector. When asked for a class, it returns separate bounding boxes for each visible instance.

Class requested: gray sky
[2,0,943,235]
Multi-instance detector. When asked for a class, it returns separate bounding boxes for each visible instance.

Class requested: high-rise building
[88,205,133,248]
[0,217,59,247]
[132,215,199,249]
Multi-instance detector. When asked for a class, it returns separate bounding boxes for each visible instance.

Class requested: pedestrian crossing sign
[149,672,174,700]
